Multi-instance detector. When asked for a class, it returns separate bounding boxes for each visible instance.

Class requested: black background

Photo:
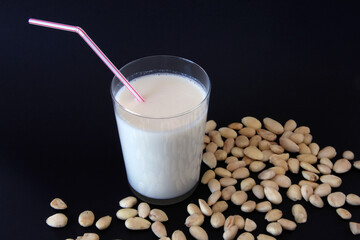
[1,1,360,239]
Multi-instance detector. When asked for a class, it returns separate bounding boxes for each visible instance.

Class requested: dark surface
[1,1,360,239]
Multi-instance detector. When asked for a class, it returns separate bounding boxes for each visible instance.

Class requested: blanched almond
[284,119,297,131]
[206,142,218,153]
[231,191,248,205]
[215,167,232,177]
[333,158,352,174]
[264,187,282,205]
[205,120,217,133]
[125,217,151,230]
[314,183,332,197]
[172,230,187,240]
[336,208,352,220]
[346,193,360,206]
[252,185,265,199]
[279,137,299,153]
[201,170,215,184]
[263,117,284,135]
[202,152,217,169]
[209,130,224,147]
[239,127,256,137]
[242,116,262,129]
[187,203,202,215]
[258,169,276,180]
[222,186,237,201]
[265,209,283,222]
[220,177,237,187]
[256,201,272,213]
[257,234,276,240]
[228,122,243,130]
[287,184,302,201]
[212,201,228,213]
[244,218,257,232]
[266,222,282,236]
[185,213,204,227]
[149,209,168,222]
[297,154,317,164]
[257,129,277,141]
[207,190,222,206]
[152,221,167,238]
[343,150,355,160]
[198,199,213,216]
[327,192,346,208]
[232,167,250,179]
[288,158,300,174]
[318,146,337,159]
[95,216,112,230]
[237,232,255,240]
[50,198,67,210]
[277,218,297,231]
[79,210,95,227]
[349,222,360,235]
[244,146,264,160]
[219,127,237,139]
[46,213,68,228]
[210,212,225,228]
[294,126,310,134]
[189,226,208,240]
[241,200,256,212]
[116,208,138,220]
[241,177,256,191]
[223,225,238,240]
[301,185,313,202]
[119,196,137,208]
[292,204,307,223]
[320,174,342,188]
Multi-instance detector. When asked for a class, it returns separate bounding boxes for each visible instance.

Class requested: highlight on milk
[113,73,209,200]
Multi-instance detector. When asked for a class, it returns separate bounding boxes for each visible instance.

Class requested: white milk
[114,73,208,199]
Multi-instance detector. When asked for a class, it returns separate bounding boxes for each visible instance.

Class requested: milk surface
[114,73,208,199]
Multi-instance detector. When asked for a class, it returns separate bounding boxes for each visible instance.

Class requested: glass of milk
[111,55,210,205]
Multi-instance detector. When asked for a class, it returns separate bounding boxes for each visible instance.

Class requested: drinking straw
[28,18,145,102]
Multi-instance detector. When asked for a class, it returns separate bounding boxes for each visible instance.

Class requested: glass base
[129,183,198,205]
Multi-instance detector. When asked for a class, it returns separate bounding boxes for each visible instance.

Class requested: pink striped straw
[28,18,145,102]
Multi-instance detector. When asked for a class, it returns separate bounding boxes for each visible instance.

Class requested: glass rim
[110,55,211,120]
